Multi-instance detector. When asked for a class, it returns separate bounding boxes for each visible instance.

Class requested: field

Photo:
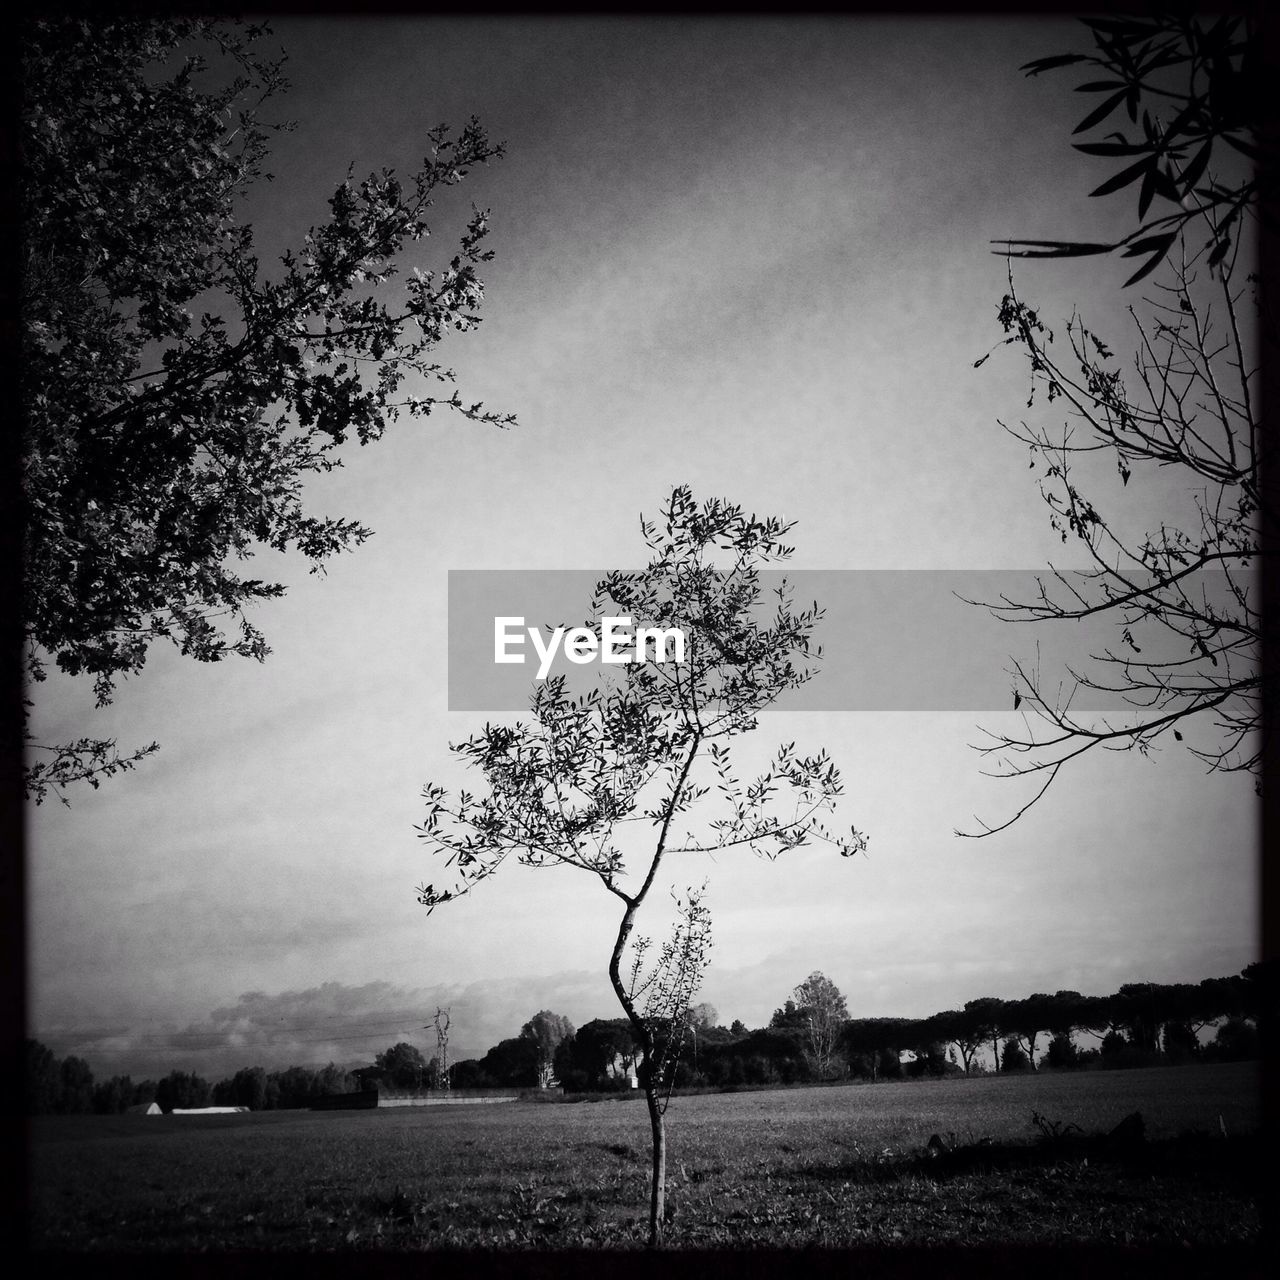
[29,1063,1263,1252]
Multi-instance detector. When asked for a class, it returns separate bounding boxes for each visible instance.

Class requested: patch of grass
[29,1061,1262,1250]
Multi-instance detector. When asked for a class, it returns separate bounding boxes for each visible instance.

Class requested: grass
[29,1061,1262,1251]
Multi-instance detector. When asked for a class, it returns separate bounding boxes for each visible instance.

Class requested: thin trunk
[603,733,701,1248]
[645,1083,666,1246]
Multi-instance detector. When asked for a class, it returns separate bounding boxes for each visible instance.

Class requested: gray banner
[447,569,1249,712]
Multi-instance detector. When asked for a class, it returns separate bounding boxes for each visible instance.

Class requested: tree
[961,997,1006,1073]
[1045,1031,1079,1070]
[477,1036,540,1087]
[933,1010,985,1076]
[1161,1020,1199,1062]
[59,1056,96,1113]
[769,999,807,1031]
[372,1042,429,1090]
[557,1019,638,1090]
[25,1039,62,1114]
[686,1002,718,1031]
[155,1070,211,1112]
[131,1080,159,1107]
[790,971,849,1080]
[92,1074,135,1114]
[314,1062,357,1096]
[682,1002,718,1079]
[519,1011,575,1089]
[20,16,514,803]
[1000,1037,1030,1073]
[228,1065,269,1110]
[962,16,1267,834]
[1210,1015,1258,1061]
[416,486,866,1245]
[1003,992,1057,1071]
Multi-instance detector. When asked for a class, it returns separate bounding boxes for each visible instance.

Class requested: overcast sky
[27,16,1257,1080]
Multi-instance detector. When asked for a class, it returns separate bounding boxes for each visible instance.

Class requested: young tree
[416,487,866,1245]
[20,16,514,802]
[963,17,1266,835]
[791,971,849,1080]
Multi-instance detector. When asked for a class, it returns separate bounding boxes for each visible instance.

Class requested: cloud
[41,972,620,1082]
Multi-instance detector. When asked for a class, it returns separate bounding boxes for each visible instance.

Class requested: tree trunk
[645,1083,666,1246]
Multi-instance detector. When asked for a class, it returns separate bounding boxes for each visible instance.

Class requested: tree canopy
[20,16,513,802]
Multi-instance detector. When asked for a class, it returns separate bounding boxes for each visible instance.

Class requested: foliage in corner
[993,13,1265,285]
[964,11,1266,835]
[21,17,514,802]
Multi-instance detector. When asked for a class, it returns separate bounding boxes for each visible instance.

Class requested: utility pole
[429,1007,451,1091]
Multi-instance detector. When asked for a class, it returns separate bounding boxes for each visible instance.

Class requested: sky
[26,15,1258,1081]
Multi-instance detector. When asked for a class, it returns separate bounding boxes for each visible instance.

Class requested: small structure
[126,1101,161,1115]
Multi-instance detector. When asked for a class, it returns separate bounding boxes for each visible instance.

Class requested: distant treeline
[448,970,1267,1093]
[24,1047,360,1116]
[25,962,1272,1114]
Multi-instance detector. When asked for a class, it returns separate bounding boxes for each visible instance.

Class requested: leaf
[1137,166,1156,220]
[991,238,1115,260]
[1073,141,1150,157]
[1179,139,1213,194]
[1020,53,1088,76]
[1120,232,1177,258]
[1122,245,1171,288]
[1090,155,1154,198]
[1073,87,1131,135]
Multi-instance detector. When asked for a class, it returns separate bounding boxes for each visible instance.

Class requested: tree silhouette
[21,17,514,801]
[963,15,1266,835]
[416,486,865,1244]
